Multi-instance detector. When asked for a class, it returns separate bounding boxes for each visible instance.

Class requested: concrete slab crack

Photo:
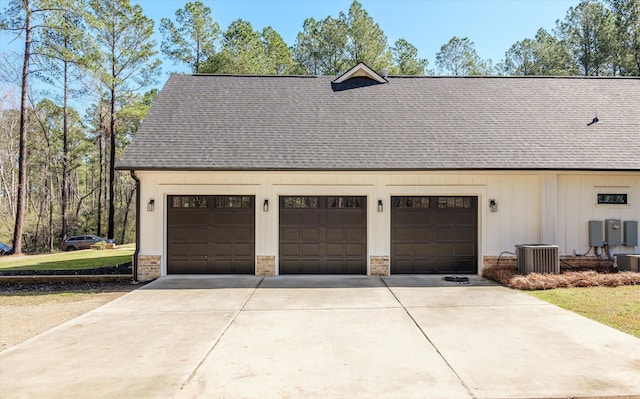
[173,277,264,398]
[380,277,477,399]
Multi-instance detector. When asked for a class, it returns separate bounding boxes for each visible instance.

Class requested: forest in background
[1,0,638,254]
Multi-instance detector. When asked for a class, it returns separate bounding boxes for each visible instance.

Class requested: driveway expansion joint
[173,276,265,397]
[380,277,477,399]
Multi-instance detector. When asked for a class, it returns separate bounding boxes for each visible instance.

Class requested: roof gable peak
[333,62,388,84]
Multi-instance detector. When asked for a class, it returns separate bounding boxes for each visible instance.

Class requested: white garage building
[117,64,640,281]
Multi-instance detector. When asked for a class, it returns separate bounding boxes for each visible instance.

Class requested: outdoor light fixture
[263,199,269,212]
[147,199,155,212]
[489,199,498,213]
[378,199,383,212]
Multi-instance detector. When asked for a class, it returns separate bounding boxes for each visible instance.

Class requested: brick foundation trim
[483,255,615,273]
[137,255,161,282]
[257,256,276,276]
[370,256,390,276]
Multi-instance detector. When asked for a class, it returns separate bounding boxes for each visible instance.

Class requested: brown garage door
[167,195,255,274]
[279,196,367,274]
[391,196,477,274]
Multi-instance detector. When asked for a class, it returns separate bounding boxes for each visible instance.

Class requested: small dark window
[327,196,362,208]
[215,196,251,208]
[282,196,319,209]
[171,196,208,208]
[393,197,430,208]
[597,194,627,205]
[438,197,472,209]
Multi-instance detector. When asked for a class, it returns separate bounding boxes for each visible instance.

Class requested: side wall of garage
[133,170,640,280]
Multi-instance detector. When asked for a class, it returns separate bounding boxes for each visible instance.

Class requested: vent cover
[516,244,559,275]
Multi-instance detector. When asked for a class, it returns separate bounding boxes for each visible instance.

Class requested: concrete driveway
[1,275,639,399]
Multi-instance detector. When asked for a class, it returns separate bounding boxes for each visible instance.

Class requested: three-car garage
[165,194,477,275]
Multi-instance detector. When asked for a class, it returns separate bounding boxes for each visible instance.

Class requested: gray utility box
[589,220,604,247]
[617,254,640,272]
[605,219,623,246]
[516,244,560,275]
[624,221,638,247]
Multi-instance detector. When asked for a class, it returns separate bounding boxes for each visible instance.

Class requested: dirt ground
[0,281,140,352]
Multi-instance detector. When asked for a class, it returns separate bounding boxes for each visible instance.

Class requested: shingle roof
[117,73,640,171]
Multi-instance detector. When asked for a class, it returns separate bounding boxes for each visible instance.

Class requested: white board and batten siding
[135,170,639,275]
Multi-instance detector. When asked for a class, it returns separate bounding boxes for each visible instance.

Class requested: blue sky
[1,0,580,99]
[139,0,581,74]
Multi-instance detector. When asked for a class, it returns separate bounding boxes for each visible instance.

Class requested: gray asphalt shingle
[117,73,640,171]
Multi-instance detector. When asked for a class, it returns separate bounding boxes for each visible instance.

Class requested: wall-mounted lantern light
[489,199,498,213]
[147,198,155,212]
[377,199,383,212]
[263,199,269,212]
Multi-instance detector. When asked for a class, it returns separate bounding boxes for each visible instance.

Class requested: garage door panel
[302,228,320,241]
[393,243,412,256]
[283,243,300,256]
[326,213,346,225]
[393,259,415,274]
[456,243,476,256]
[393,213,415,225]
[345,243,364,256]
[345,212,365,224]
[393,227,413,241]
[414,243,431,256]
[280,213,301,225]
[233,227,254,241]
[456,227,475,241]
[302,212,320,224]
[280,196,366,274]
[302,243,320,256]
[168,195,255,274]
[345,228,363,241]
[281,228,300,241]
[326,243,344,256]
[391,196,477,274]
[188,212,209,224]
[170,227,190,240]
[435,227,456,241]
[212,243,233,256]
[170,243,190,256]
[326,228,344,241]
[234,243,254,255]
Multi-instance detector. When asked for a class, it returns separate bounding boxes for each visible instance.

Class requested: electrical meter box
[624,221,638,247]
[605,219,622,246]
[589,220,603,247]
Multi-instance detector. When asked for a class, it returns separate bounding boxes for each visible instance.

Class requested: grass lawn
[0,247,135,271]
[528,285,640,339]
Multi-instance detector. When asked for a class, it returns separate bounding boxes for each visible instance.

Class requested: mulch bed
[483,264,640,290]
[0,264,140,293]
[0,279,142,293]
[0,263,132,276]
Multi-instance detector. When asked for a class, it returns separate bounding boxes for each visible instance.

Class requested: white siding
[557,174,640,255]
[135,170,639,275]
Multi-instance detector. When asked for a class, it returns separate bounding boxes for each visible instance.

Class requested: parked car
[61,235,116,251]
[0,242,13,255]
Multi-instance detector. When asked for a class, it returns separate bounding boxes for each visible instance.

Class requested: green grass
[528,286,640,338]
[0,248,135,271]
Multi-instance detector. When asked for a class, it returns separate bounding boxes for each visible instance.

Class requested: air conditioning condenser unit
[516,244,560,275]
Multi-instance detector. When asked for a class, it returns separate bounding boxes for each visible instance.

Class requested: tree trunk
[12,0,32,255]
[120,184,135,245]
[96,131,103,236]
[108,85,116,240]
[61,53,69,240]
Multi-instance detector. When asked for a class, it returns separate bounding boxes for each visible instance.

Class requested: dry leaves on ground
[482,264,640,290]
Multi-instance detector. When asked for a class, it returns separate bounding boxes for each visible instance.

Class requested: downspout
[130,170,140,282]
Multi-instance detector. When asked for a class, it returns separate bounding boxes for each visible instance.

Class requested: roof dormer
[333,62,388,84]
